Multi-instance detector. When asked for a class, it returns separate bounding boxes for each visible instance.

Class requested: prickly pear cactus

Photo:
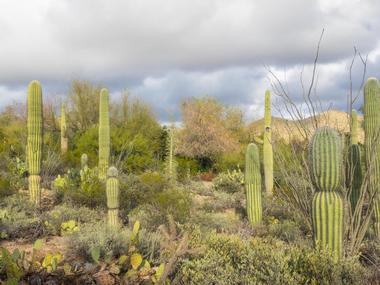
[106,166,119,227]
[310,127,343,261]
[60,103,68,154]
[98,88,110,180]
[27,80,43,206]
[245,143,262,225]
[364,77,380,238]
[263,90,273,196]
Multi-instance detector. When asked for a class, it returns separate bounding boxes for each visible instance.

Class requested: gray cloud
[0,0,380,121]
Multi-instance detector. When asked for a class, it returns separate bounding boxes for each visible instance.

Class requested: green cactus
[263,90,273,196]
[165,126,177,184]
[363,77,380,238]
[346,110,362,214]
[27,80,43,206]
[98,88,110,180]
[106,166,119,227]
[60,103,68,154]
[310,127,343,260]
[245,143,262,225]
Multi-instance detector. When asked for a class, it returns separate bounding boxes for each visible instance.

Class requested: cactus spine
[310,127,343,261]
[98,88,110,180]
[363,78,380,238]
[60,103,68,154]
[245,143,262,225]
[346,110,362,214]
[27,80,43,206]
[165,126,177,184]
[106,167,120,227]
[263,90,273,196]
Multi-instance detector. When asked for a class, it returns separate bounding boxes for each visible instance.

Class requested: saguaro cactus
[106,167,120,227]
[310,127,343,261]
[60,103,68,154]
[27,80,43,206]
[165,126,177,184]
[99,88,110,180]
[346,110,362,214]
[363,78,380,238]
[263,90,273,196]
[245,143,262,225]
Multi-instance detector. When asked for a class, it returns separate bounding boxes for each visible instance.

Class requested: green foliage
[68,221,130,260]
[178,233,369,285]
[60,220,80,235]
[129,187,192,230]
[212,172,243,193]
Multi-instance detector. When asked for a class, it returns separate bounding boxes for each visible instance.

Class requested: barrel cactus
[245,143,262,225]
[27,80,43,206]
[98,88,110,180]
[310,127,343,260]
[263,90,273,196]
[106,166,120,227]
[60,103,68,154]
[346,110,362,214]
[364,77,380,238]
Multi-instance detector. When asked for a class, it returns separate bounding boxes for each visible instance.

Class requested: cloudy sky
[0,0,380,121]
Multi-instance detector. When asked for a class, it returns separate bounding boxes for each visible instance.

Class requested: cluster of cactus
[245,143,262,225]
[27,80,43,206]
[106,166,120,227]
[98,88,110,180]
[363,78,380,238]
[165,126,177,184]
[346,110,362,214]
[60,103,68,154]
[310,127,343,261]
[263,90,273,196]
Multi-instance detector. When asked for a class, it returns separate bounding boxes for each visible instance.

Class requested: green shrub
[267,219,303,243]
[129,187,192,230]
[67,221,130,261]
[42,203,103,235]
[0,176,13,198]
[0,195,46,239]
[212,172,243,193]
[178,234,369,285]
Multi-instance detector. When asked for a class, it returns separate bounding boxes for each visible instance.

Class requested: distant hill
[247,110,364,143]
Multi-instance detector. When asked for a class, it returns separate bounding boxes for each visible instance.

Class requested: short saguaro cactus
[310,127,343,261]
[106,166,120,227]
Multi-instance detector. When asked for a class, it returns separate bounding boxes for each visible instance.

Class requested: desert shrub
[212,172,243,193]
[190,211,243,233]
[177,156,200,181]
[3,156,27,192]
[68,221,131,260]
[267,219,304,243]
[178,234,369,285]
[42,203,103,235]
[41,149,65,188]
[0,176,13,198]
[214,149,245,173]
[129,187,192,230]
[0,195,46,239]
[287,247,369,285]
[54,167,106,208]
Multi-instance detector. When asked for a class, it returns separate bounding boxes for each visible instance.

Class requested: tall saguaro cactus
[99,88,110,180]
[346,110,362,214]
[363,78,380,238]
[310,127,343,261]
[165,126,177,184]
[27,80,43,206]
[60,103,68,154]
[245,143,262,225]
[106,167,120,227]
[263,90,273,196]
